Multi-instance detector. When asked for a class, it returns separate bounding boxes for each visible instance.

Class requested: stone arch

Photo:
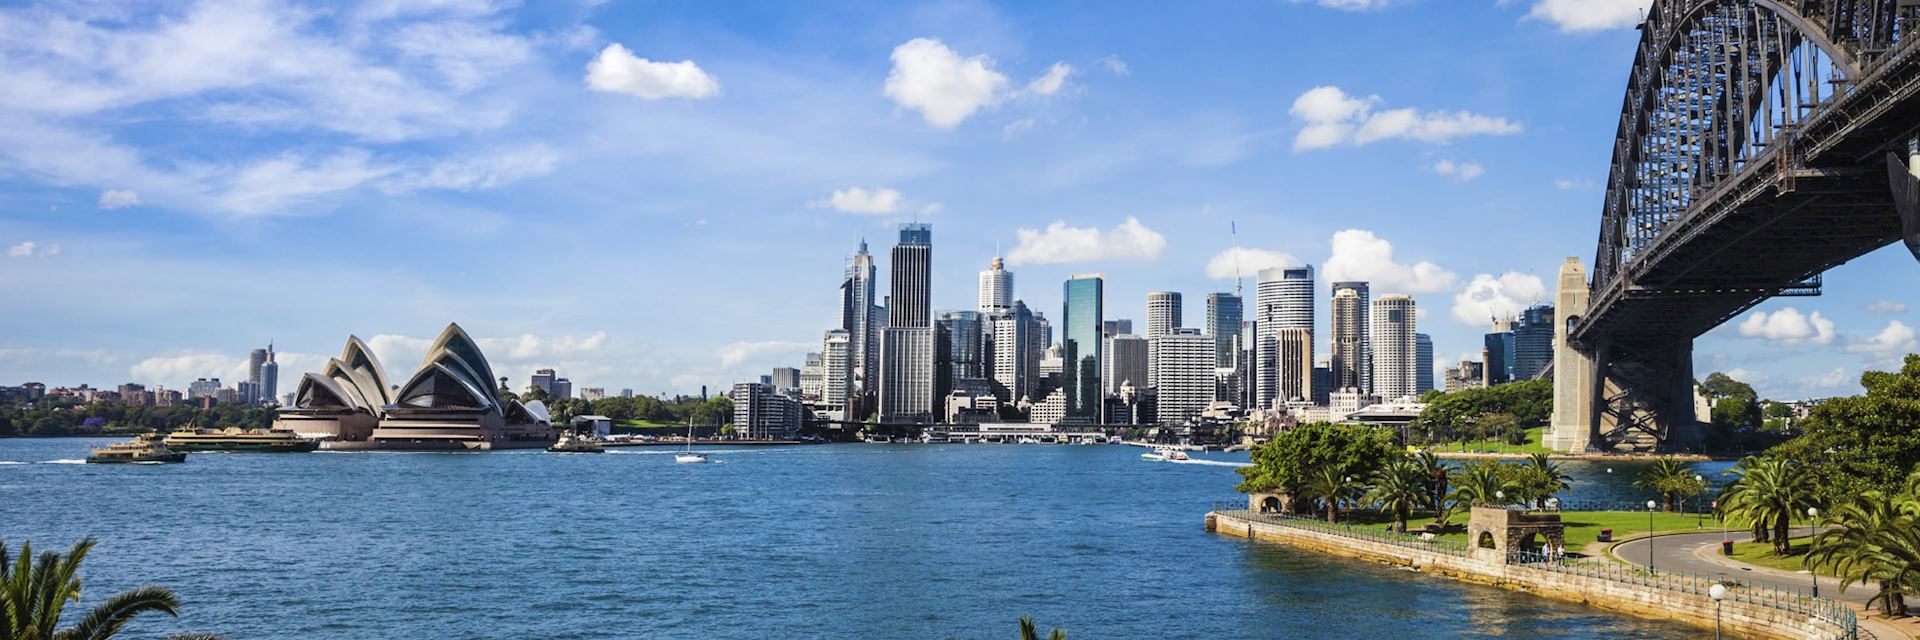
[1477,531,1497,549]
[1261,496,1282,513]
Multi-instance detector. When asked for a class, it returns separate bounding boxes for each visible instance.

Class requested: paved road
[1611,531,1862,602]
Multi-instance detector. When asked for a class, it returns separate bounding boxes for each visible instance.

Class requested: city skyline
[0,1,1914,400]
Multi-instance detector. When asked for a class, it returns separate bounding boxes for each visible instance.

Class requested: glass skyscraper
[1061,274,1104,424]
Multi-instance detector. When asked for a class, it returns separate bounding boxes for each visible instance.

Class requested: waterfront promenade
[1613,532,1916,639]
[1208,506,1858,639]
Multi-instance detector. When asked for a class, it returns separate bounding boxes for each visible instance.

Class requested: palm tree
[1018,616,1066,640]
[1807,491,1918,617]
[1447,460,1512,513]
[1,538,224,640]
[1365,458,1428,533]
[1413,450,1452,526]
[1634,457,1696,512]
[1304,466,1363,523]
[1716,456,1812,554]
[1509,453,1571,509]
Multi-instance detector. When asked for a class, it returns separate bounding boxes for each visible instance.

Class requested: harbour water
[1,438,1706,639]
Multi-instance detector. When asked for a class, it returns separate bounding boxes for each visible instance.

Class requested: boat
[161,427,319,452]
[1140,449,1166,461]
[675,422,708,464]
[86,435,187,464]
[547,431,605,453]
[1140,447,1191,462]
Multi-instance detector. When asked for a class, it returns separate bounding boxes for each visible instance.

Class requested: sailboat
[675,421,709,464]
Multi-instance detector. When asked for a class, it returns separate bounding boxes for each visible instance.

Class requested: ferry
[547,432,606,453]
[86,435,188,464]
[162,427,320,452]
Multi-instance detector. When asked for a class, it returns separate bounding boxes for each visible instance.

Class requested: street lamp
[1647,499,1659,573]
[1807,506,1820,598]
[1709,582,1729,639]
[1694,474,1705,527]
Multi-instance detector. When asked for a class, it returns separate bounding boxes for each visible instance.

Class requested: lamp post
[1710,582,1729,639]
[1807,506,1820,598]
[1694,474,1705,527]
[1647,499,1659,573]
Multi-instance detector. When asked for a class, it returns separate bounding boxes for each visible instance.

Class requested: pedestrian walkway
[1611,531,1913,639]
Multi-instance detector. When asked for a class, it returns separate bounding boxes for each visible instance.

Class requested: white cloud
[718,340,811,368]
[807,186,937,215]
[1451,272,1548,326]
[98,189,141,209]
[1848,320,1918,355]
[1002,118,1036,137]
[480,331,609,361]
[1800,368,1856,391]
[1524,0,1651,33]
[1007,217,1165,265]
[379,145,559,194]
[1289,86,1521,152]
[1737,308,1837,346]
[1865,300,1909,315]
[583,43,719,100]
[1026,63,1073,96]
[1205,248,1302,279]
[130,353,248,389]
[1289,0,1396,10]
[6,241,59,258]
[1430,160,1485,182]
[1324,229,1459,294]
[1554,178,1596,190]
[883,38,1009,128]
[1098,55,1129,76]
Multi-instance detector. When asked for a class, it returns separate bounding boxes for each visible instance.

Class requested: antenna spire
[1230,221,1243,297]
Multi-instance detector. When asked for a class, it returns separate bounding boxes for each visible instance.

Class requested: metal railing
[1506,550,1857,640]
[1212,505,1469,557]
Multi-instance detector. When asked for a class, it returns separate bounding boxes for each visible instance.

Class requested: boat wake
[0,461,27,466]
[1170,459,1252,468]
[43,459,86,465]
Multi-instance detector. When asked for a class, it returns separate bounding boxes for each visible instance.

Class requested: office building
[799,353,824,400]
[580,387,606,401]
[1512,304,1556,381]
[1102,319,1133,338]
[990,301,1038,404]
[1483,323,1515,387]
[935,310,987,406]
[1330,282,1370,393]
[771,367,801,394]
[879,224,934,423]
[248,347,268,403]
[1152,328,1214,424]
[841,240,883,409]
[821,331,852,413]
[978,256,1013,314]
[1104,334,1148,394]
[1272,328,1313,404]
[1061,275,1103,424]
[1206,292,1243,381]
[1146,292,1181,337]
[189,378,220,400]
[1371,295,1418,401]
[1445,360,1486,392]
[1255,266,1314,409]
[1311,362,1333,406]
[551,377,573,399]
[1415,333,1434,395]
[532,369,556,396]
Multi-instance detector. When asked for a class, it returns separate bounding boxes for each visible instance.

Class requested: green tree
[1635,457,1700,512]
[1364,457,1428,533]
[1017,616,1066,640]
[1235,423,1397,497]
[1770,355,1920,507]
[1508,453,1571,509]
[1807,489,1917,617]
[1447,461,1513,513]
[1,538,224,640]
[1303,466,1364,523]
[1716,456,1813,553]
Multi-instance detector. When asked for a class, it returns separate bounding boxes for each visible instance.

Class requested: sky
[0,0,1913,401]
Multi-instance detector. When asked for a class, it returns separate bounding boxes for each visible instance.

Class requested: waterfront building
[1037,344,1063,402]
[840,239,882,413]
[532,368,556,395]
[1445,360,1486,392]
[1512,304,1555,381]
[977,256,1013,315]
[799,353,824,401]
[1255,266,1313,409]
[1415,333,1434,395]
[1330,282,1370,394]
[1104,334,1148,395]
[989,301,1038,404]
[879,223,934,423]
[1152,328,1214,425]
[1030,390,1066,426]
[821,330,851,414]
[1371,295,1418,401]
[730,381,802,440]
[275,336,393,441]
[118,383,149,407]
[1273,328,1313,405]
[1483,323,1515,387]
[368,324,554,449]
[1102,319,1133,338]
[771,367,800,394]
[158,389,182,407]
[935,310,987,406]
[1061,275,1104,424]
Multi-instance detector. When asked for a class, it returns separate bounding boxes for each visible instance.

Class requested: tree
[1413,450,1450,516]
[1635,457,1700,512]
[1408,379,1551,446]
[1447,461,1513,513]
[1365,458,1428,533]
[1235,423,1398,498]
[1,538,224,640]
[1508,453,1571,509]
[1770,355,1920,507]
[1304,466,1364,523]
[1807,489,1917,617]
[1017,616,1066,640]
[1716,456,1813,553]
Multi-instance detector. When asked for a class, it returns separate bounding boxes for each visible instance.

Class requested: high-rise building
[1273,328,1313,403]
[1311,362,1333,406]
[841,239,882,409]
[1102,319,1133,338]
[989,301,1039,404]
[799,353,824,400]
[730,381,802,440]
[532,369,557,395]
[935,310,987,406]
[1104,334,1148,394]
[1445,360,1486,392]
[261,343,278,406]
[879,224,934,423]
[1371,295,1418,401]
[822,330,852,413]
[1206,292,1243,373]
[1255,266,1314,410]
[1152,329,1214,424]
[581,387,607,401]
[977,256,1013,315]
[1330,282,1371,394]
[1483,324,1515,387]
[771,367,801,393]
[248,347,268,402]
[1146,292,1181,337]
[188,378,220,400]
[552,377,573,399]
[1512,304,1556,381]
[1061,275,1104,424]
[1415,333,1434,395]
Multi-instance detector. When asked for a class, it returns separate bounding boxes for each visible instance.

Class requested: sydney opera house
[274,323,554,450]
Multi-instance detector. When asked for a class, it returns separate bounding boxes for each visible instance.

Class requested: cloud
[1865,300,1909,315]
[1026,63,1073,96]
[1289,86,1521,152]
[1002,118,1036,137]
[1554,178,1597,190]
[6,241,59,258]
[806,186,941,216]
[1800,368,1856,392]
[1523,0,1651,33]
[1007,217,1165,265]
[130,353,247,389]
[1324,229,1459,294]
[583,43,720,100]
[1848,320,1918,355]
[1451,272,1548,326]
[98,190,141,209]
[1737,308,1837,345]
[379,145,559,194]
[1205,248,1302,279]
[1430,160,1484,182]
[1098,55,1129,76]
[883,38,1009,128]
[717,340,811,368]
[1289,0,1397,10]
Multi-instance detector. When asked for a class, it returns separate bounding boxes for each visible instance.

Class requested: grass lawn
[1334,509,1727,550]
[617,419,680,429]
[1431,426,1552,456]
[1727,536,1846,578]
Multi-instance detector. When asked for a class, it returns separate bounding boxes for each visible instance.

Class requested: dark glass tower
[1061,275,1104,424]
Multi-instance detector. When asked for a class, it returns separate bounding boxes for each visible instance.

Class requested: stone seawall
[1207,511,1849,640]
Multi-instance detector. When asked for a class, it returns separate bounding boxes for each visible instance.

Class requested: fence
[1211,507,1857,640]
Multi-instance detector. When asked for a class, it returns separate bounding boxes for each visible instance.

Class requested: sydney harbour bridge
[1546,0,1920,453]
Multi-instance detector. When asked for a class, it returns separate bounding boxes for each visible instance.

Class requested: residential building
[1152,328,1214,424]
[580,387,606,401]
[1030,391,1066,426]
[1415,333,1434,395]
[1104,334,1148,394]
[1255,266,1314,409]
[1371,295,1418,401]
[730,381,802,440]
[771,367,800,394]
[799,353,824,400]
[977,256,1013,314]
[188,378,220,400]
[248,347,268,403]
[821,330,852,413]
[1330,282,1370,393]
[1061,275,1104,424]
[879,223,935,423]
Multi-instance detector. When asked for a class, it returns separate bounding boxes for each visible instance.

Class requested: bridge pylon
[1548,257,1702,453]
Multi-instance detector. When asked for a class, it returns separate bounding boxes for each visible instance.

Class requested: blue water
[0,439,1704,639]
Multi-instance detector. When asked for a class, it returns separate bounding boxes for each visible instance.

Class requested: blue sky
[0,0,1912,400]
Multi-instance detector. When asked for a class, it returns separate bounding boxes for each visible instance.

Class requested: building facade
[977,256,1013,315]
[1061,275,1104,424]
[1104,334,1148,394]
[1152,329,1214,424]
[1415,332,1434,395]
[879,224,935,423]
[1512,304,1556,381]
[1255,266,1314,410]
[935,310,988,408]
[1371,295,1419,401]
[730,381,802,440]
[841,239,882,412]
[1330,281,1370,394]
[821,330,852,415]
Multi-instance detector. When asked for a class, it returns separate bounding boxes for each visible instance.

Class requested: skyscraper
[880,224,934,423]
[1061,274,1104,424]
[247,347,268,404]
[935,310,986,406]
[1511,304,1556,381]
[1415,333,1434,395]
[1102,319,1133,337]
[1104,334,1148,394]
[1274,328,1313,403]
[1255,266,1314,410]
[990,301,1037,403]
[977,256,1013,315]
[1152,328,1214,424]
[1205,293,1242,372]
[1146,292,1181,337]
[822,330,851,415]
[1483,322,1515,387]
[841,240,881,410]
[1371,295,1418,401]
[1330,282,1370,394]
[260,342,278,406]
